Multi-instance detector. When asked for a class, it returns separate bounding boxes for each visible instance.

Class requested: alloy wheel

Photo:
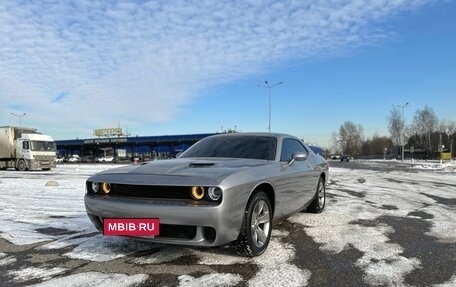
[250,200,271,248]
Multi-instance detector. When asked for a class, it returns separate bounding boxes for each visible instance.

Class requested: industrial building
[55,133,216,162]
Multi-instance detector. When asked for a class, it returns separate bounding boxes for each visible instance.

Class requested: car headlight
[208,187,222,201]
[91,182,99,193]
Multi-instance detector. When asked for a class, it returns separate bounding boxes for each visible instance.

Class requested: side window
[22,141,29,150]
[280,138,308,162]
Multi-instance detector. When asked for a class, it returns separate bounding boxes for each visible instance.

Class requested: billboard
[94,128,124,137]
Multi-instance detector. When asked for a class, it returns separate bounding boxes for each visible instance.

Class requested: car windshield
[31,141,56,151]
[180,135,276,160]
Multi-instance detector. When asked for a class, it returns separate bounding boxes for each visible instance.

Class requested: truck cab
[15,133,56,171]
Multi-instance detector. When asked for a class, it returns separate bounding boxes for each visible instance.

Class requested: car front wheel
[307,177,326,213]
[232,191,272,257]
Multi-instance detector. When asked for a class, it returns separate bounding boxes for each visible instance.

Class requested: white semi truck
[0,126,56,171]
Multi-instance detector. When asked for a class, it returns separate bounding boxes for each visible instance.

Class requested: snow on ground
[406,160,456,172]
[1,162,455,286]
[8,266,67,282]
[60,234,154,262]
[0,252,16,266]
[178,273,242,287]
[290,164,456,286]
[433,275,456,287]
[0,164,108,245]
[249,232,311,287]
[357,159,456,172]
[133,244,250,266]
[27,272,149,287]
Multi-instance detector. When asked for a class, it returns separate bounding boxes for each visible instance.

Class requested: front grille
[87,182,222,204]
[109,184,193,200]
[34,155,55,161]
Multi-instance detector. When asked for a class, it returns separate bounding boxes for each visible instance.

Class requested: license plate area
[103,218,159,236]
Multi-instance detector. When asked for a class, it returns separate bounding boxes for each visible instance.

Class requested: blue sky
[1,0,455,147]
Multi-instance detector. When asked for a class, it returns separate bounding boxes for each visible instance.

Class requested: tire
[307,177,326,213]
[232,191,272,257]
[17,160,27,171]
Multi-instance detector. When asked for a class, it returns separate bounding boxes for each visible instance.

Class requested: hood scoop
[189,162,216,168]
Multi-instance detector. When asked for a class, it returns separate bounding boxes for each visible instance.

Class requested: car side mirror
[293,152,308,161]
[288,152,308,165]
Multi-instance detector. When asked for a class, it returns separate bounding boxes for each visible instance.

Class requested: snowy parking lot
[1,161,455,287]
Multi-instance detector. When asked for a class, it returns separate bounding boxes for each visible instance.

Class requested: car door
[278,138,315,215]
[17,140,32,160]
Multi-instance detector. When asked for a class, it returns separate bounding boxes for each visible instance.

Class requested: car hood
[90,157,270,186]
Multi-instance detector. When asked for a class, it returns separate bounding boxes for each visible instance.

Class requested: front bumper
[84,193,246,247]
[28,159,56,170]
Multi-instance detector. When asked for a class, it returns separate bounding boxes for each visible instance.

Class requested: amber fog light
[208,187,222,201]
[101,182,111,194]
[191,186,205,200]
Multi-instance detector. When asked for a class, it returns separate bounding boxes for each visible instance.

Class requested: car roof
[202,132,315,159]
[205,132,299,141]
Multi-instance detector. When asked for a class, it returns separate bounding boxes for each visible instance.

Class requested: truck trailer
[0,126,56,171]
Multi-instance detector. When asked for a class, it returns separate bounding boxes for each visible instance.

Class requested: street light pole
[258,80,283,133]
[11,112,26,128]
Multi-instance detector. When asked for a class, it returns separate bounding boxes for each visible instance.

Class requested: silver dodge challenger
[85,132,328,256]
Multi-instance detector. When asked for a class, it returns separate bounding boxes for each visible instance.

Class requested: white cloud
[0,0,435,137]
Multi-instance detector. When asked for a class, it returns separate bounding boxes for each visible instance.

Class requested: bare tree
[448,120,456,136]
[329,132,340,154]
[439,119,456,136]
[388,106,405,146]
[411,106,438,152]
[338,121,364,155]
[438,119,447,134]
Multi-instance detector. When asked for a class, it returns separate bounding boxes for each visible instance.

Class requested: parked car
[85,133,328,256]
[68,155,80,163]
[95,156,114,163]
[340,155,350,162]
[80,156,96,163]
[114,156,131,163]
